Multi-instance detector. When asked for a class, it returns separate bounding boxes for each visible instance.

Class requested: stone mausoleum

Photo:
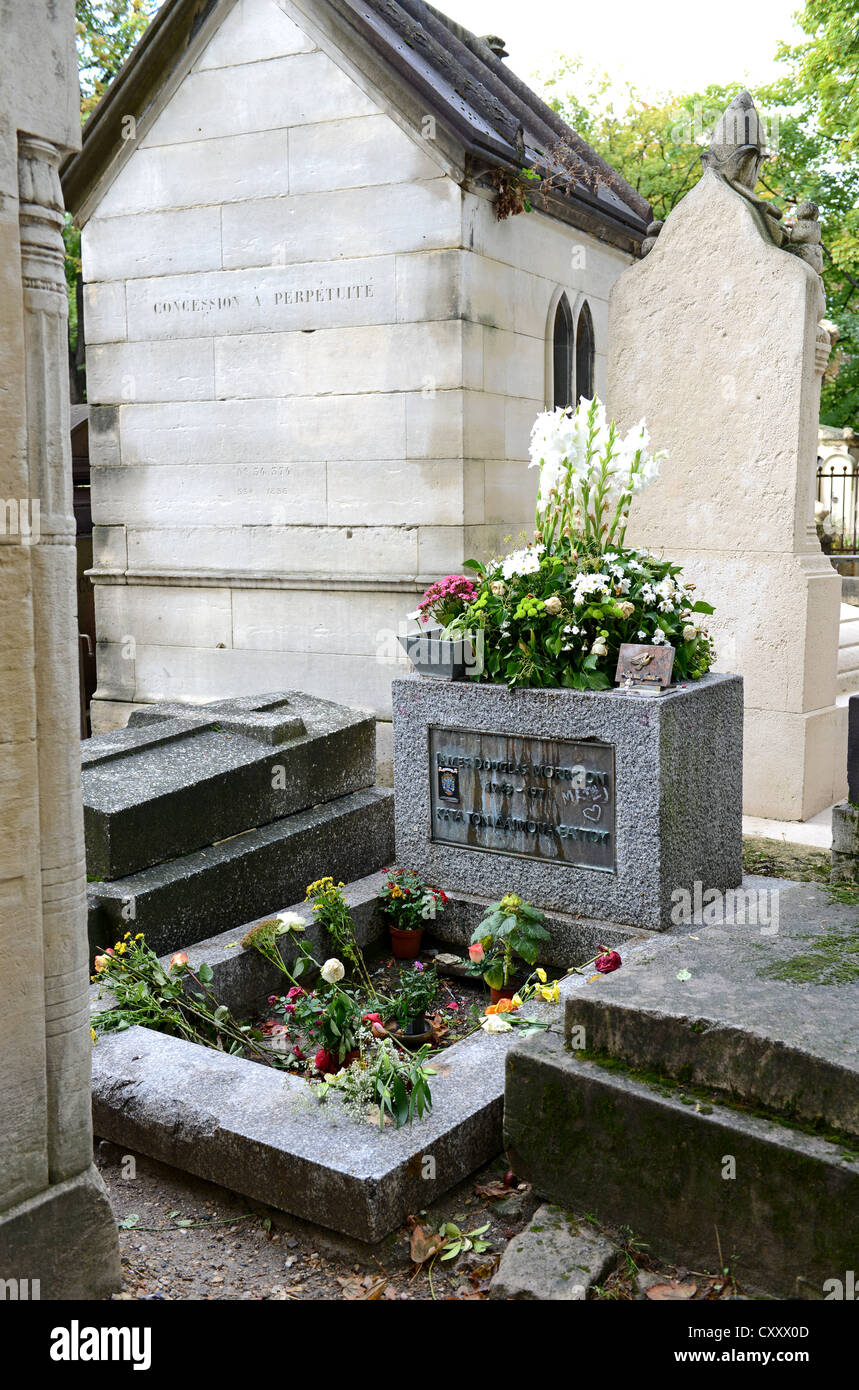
[61,0,650,768]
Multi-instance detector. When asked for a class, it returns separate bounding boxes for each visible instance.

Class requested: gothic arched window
[575,300,595,404]
[552,294,574,409]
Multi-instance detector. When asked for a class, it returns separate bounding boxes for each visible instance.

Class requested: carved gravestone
[609,91,843,821]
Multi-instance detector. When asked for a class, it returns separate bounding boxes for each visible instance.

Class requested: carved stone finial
[482,34,508,58]
[640,91,823,278]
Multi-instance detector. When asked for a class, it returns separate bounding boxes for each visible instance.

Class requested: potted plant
[468,893,551,1004]
[378,868,447,958]
[388,962,439,1046]
[438,396,715,691]
[399,574,483,680]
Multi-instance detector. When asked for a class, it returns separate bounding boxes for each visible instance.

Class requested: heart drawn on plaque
[582,805,602,823]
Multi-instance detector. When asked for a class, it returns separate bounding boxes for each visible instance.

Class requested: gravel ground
[97,1141,742,1301]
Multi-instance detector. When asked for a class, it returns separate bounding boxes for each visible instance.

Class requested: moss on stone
[756,928,859,986]
[578,1049,859,1158]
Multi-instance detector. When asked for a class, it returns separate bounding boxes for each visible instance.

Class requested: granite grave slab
[392,673,743,930]
[83,691,375,880]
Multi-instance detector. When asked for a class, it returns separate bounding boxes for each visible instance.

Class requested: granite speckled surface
[392,674,743,929]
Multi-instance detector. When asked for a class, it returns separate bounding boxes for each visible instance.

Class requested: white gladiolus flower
[320,958,345,984]
[527,398,663,553]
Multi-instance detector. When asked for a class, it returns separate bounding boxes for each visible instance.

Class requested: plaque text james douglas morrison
[429,728,616,872]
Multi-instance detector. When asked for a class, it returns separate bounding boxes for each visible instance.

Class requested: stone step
[504,1031,859,1298]
[87,786,394,958]
[837,641,859,671]
[563,880,859,1137]
[837,668,859,696]
[82,691,376,880]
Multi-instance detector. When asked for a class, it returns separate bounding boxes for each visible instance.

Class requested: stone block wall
[79,0,631,751]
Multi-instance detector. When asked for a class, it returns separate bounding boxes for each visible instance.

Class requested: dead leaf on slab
[409,1224,445,1265]
[646,1279,698,1300]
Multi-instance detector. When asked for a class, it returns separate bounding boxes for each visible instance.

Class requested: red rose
[314,1047,334,1073]
[363,1012,382,1025]
[595,946,622,974]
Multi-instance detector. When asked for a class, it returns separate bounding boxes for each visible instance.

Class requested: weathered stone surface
[87,787,394,958]
[490,1204,618,1300]
[392,673,743,929]
[0,0,120,1298]
[0,1165,120,1301]
[65,0,637,735]
[565,879,859,1135]
[609,148,843,820]
[831,801,859,883]
[82,691,375,880]
[504,1031,859,1299]
[90,1006,562,1243]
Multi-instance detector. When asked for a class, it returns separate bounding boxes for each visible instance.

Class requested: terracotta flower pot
[489,983,519,1005]
[390,924,423,959]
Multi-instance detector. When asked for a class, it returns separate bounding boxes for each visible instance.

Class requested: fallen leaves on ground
[646,1279,698,1300]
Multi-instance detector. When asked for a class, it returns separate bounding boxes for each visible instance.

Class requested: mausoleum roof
[62,0,650,249]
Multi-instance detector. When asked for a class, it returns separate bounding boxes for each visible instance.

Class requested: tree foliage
[541,1,859,426]
[76,0,159,120]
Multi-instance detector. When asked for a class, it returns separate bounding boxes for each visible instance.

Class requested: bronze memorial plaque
[429,727,616,872]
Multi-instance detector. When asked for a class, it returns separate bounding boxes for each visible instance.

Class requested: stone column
[0,1,120,1298]
[608,94,845,820]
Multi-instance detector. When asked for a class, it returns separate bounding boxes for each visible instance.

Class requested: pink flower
[446,1001,460,1010]
[286,986,304,1000]
[468,943,485,963]
[169,951,189,971]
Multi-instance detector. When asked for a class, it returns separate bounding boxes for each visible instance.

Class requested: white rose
[544,595,562,615]
[320,958,345,984]
[683,624,698,642]
[591,638,608,657]
[481,1014,513,1033]
[276,912,306,934]
[618,601,635,619]
[490,580,505,596]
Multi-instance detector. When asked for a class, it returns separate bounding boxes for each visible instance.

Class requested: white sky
[441,0,804,99]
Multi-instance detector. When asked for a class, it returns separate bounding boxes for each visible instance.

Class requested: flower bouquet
[436,397,715,690]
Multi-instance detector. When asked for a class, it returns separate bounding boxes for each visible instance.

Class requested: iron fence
[817,465,859,555]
